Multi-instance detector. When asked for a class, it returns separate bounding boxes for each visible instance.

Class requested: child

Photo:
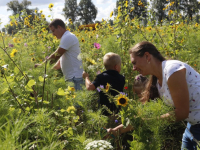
[82,52,125,116]
[133,74,148,98]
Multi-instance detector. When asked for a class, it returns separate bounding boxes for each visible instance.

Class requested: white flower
[77,53,82,60]
[84,140,113,150]
[88,65,94,70]
[98,143,102,146]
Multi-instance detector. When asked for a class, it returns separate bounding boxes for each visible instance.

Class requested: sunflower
[40,10,43,13]
[31,58,35,62]
[10,49,18,58]
[118,6,121,12]
[41,28,46,32]
[41,14,45,18]
[125,1,128,7]
[13,37,18,43]
[81,38,85,42]
[24,17,28,21]
[105,83,110,92]
[10,21,13,26]
[35,10,37,13]
[115,94,129,107]
[49,3,54,8]
[68,86,75,92]
[110,11,113,18]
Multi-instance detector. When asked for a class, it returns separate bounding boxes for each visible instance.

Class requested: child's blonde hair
[103,52,121,70]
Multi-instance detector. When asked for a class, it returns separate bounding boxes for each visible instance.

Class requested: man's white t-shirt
[157,60,200,125]
[59,31,83,80]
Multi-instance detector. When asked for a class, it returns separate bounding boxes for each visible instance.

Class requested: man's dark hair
[49,18,66,29]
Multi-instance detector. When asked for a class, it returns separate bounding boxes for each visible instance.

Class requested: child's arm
[107,124,133,135]
[82,71,96,90]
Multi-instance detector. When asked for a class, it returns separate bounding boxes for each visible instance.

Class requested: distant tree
[114,0,147,20]
[7,0,34,22]
[77,0,97,24]
[151,0,169,23]
[2,28,6,33]
[169,0,200,21]
[63,0,78,23]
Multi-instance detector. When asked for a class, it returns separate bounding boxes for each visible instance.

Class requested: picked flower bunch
[84,140,113,150]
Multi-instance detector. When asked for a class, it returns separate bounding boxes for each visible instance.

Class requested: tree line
[1,0,200,34]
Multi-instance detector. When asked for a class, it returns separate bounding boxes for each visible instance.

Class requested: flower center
[119,98,126,104]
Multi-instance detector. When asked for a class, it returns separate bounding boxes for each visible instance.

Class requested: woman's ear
[144,52,151,62]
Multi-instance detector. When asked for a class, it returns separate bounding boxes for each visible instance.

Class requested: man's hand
[82,71,89,79]
[34,64,42,68]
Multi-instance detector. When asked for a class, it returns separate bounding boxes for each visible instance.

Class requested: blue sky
[0,0,116,29]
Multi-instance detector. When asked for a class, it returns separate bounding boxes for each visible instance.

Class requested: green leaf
[1,87,8,94]
[38,76,44,82]
[15,14,19,19]
[14,67,19,75]
[43,101,49,104]
[60,109,66,113]
[67,127,73,136]
[27,79,36,87]
[57,88,65,95]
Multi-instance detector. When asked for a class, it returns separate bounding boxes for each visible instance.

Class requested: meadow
[0,3,200,150]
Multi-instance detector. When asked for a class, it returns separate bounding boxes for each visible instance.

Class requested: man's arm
[82,71,96,90]
[35,47,66,68]
[53,59,61,70]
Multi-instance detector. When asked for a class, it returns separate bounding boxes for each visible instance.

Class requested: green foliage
[63,0,78,23]
[1,2,200,149]
[77,0,97,24]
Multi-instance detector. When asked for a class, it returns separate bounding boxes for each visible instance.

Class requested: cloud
[0,0,64,7]
[96,0,108,4]
[96,1,115,20]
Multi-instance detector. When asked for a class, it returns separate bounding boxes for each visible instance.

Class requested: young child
[82,52,125,116]
[133,74,148,98]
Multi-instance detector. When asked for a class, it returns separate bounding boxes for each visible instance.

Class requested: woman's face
[130,53,150,76]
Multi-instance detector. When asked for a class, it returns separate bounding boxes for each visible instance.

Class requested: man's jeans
[181,122,200,150]
[67,77,84,91]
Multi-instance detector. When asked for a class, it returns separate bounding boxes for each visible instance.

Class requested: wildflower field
[1,3,200,150]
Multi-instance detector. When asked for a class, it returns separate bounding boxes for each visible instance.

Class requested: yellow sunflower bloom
[10,22,13,26]
[49,3,54,8]
[116,94,129,107]
[35,10,37,13]
[125,1,128,7]
[41,14,45,18]
[81,38,85,42]
[118,6,121,12]
[15,21,18,26]
[110,11,113,18]
[31,58,35,62]
[13,37,18,43]
[10,49,18,58]
[105,83,110,92]
[68,86,75,92]
[40,10,43,13]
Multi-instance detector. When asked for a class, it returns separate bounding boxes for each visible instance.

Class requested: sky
[0,0,116,30]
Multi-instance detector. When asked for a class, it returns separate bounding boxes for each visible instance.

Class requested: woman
[107,41,200,150]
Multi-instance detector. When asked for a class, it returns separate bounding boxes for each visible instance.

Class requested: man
[35,19,83,90]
